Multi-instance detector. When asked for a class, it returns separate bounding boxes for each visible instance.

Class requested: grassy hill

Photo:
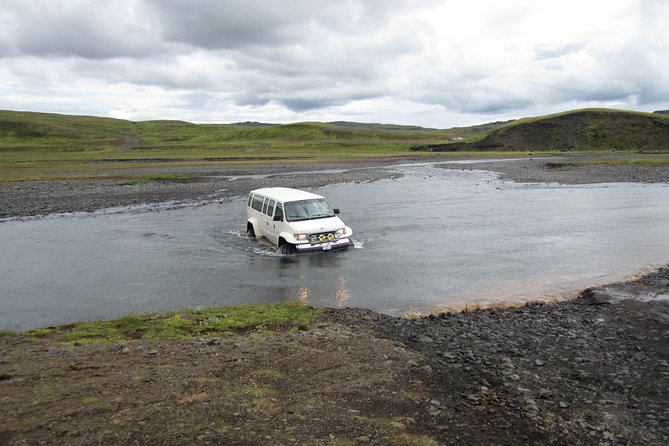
[413,109,669,152]
[0,110,458,181]
[1,108,668,181]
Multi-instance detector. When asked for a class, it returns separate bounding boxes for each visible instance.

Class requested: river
[1,164,668,330]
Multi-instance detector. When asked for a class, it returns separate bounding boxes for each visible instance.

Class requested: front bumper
[294,237,353,252]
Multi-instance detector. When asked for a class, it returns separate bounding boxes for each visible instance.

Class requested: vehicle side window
[265,199,276,216]
[251,195,264,212]
[274,203,283,220]
[262,198,269,214]
[248,195,253,207]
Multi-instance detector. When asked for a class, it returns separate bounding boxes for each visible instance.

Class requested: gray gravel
[438,155,669,184]
[322,265,669,445]
[0,166,402,219]
[3,155,668,219]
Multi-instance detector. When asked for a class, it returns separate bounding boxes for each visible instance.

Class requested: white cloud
[0,0,667,127]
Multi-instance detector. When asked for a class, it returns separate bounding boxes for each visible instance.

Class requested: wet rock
[538,389,553,399]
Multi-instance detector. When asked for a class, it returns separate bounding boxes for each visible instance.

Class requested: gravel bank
[438,154,669,184]
[0,165,402,219]
[2,154,668,219]
[1,267,667,445]
[321,265,669,445]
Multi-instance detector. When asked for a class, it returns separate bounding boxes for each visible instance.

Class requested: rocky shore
[438,154,669,184]
[0,163,403,219]
[1,267,667,445]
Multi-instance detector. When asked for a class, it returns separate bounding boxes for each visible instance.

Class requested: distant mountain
[328,121,432,131]
[413,109,669,152]
[653,110,669,115]
[232,121,276,127]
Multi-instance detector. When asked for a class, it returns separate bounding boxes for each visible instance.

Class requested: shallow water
[1,165,668,330]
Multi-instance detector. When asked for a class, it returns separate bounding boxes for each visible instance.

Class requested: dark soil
[1,267,668,445]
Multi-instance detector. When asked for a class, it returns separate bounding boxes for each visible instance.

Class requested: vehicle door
[270,202,287,243]
[262,199,279,244]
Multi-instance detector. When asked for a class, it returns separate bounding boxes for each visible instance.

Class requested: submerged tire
[247,224,256,238]
[278,241,296,254]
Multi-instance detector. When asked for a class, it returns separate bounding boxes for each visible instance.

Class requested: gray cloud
[1,0,165,59]
[147,0,419,50]
[0,0,667,126]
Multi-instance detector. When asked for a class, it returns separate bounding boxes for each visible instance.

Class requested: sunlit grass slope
[0,110,477,181]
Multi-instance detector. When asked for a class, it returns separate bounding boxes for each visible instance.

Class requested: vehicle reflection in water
[1,164,669,330]
[285,252,351,307]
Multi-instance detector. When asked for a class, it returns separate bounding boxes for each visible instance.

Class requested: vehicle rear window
[251,195,264,212]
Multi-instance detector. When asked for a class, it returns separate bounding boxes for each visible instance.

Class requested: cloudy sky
[1,0,668,128]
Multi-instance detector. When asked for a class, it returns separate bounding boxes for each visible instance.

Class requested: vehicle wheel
[247,224,256,238]
[278,241,296,254]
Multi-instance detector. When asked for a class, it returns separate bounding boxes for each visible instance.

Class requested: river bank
[2,153,669,219]
[1,266,668,445]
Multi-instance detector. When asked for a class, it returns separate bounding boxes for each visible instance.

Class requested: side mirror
[333,208,340,215]
[273,215,283,222]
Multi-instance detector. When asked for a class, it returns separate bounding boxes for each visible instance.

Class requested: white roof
[250,187,324,202]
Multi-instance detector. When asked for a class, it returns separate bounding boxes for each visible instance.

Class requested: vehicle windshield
[284,199,335,222]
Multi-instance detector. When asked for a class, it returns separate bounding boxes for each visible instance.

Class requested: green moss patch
[27,301,321,345]
[120,173,192,185]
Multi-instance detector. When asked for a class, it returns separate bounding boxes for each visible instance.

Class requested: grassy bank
[25,302,322,345]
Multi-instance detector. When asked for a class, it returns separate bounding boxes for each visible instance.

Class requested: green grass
[0,109,491,181]
[120,173,193,185]
[2,108,667,181]
[26,301,322,345]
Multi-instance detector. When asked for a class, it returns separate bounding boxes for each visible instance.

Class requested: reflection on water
[1,165,669,330]
[335,276,350,307]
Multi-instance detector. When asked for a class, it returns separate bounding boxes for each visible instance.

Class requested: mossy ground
[26,301,322,345]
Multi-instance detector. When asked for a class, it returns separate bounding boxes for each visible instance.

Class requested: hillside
[3,108,669,182]
[0,110,451,152]
[413,109,669,152]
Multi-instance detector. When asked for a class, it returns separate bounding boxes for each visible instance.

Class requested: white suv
[247,187,353,252]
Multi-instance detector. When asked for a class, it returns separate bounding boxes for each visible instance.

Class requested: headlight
[294,234,308,241]
[336,228,346,236]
